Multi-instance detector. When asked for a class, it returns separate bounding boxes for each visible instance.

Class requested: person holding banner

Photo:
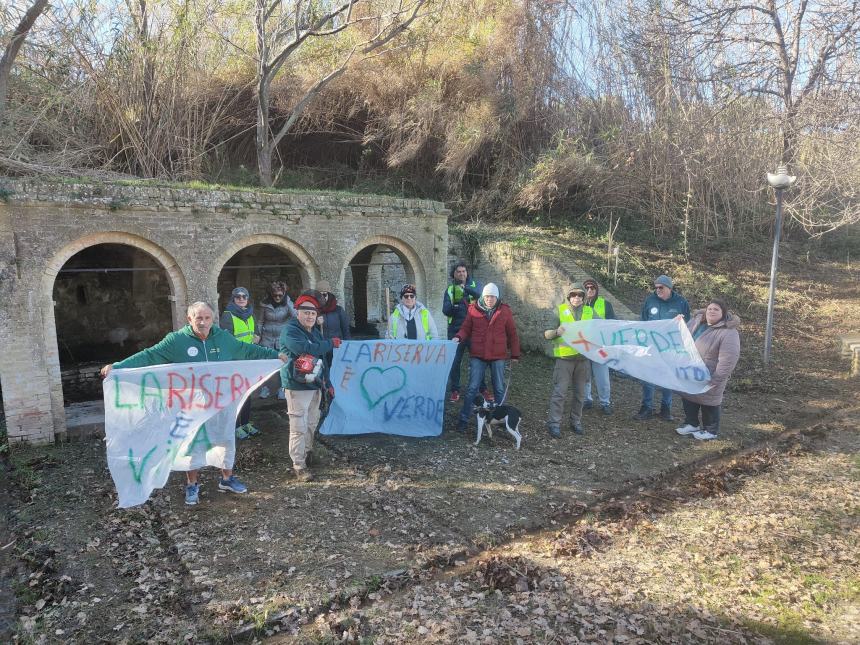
[100,302,286,506]
[220,286,261,439]
[280,292,340,482]
[453,283,520,433]
[675,300,741,440]
[388,284,439,341]
[443,262,485,403]
[582,278,615,415]
[634,275,690,421]
[544,284,592,438]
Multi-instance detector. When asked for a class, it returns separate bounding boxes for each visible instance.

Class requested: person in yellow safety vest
[544,284,594,438]
[442,261,489,403]
[582,278,615,415]
[220,287,262,439]
[388,283,439,341]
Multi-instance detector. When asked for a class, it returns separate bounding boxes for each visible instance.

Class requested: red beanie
[295,294,320,311]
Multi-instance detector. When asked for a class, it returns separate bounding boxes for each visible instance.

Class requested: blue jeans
[448,337,487,394]
[642,381,672,410]
[459,358,505,424]
[584,361,611,406]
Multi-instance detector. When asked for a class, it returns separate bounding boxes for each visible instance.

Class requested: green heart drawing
[360,366,407,409]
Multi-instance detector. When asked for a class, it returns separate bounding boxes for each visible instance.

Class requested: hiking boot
[235,425,250,440]
[185,483,199,506]
[571,423,584,435]
[295,468,313,482]
[659,404,674,422]
[693,429,718,441]
[583,400,593,410]
[449,390,460,403]
[244,423,261,437]
[548,425,561,439]
[675,424,700,436]
[633,405,654,420]
[601,404,613,416]
[218,475,248,494]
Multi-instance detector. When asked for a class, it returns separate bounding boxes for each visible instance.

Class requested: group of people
[101,263,740,507]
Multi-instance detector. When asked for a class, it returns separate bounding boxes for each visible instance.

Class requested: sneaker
[583,400,593,410]
[449,390,460,403]
[601,404,613,416]
[693,430,718,441]
[633,405,654,420]
[675,424,700,436]
[659,405,674,422]
[295,469,313,482]
[259,386,271,399]
[244,423,261,437]
[218,475,248,494]
[548,425,561,439]
[571,423,584,435]
[185,483,199,506]
[235,425,250,440]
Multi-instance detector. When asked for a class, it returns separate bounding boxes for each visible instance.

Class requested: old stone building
[0,180,450,444]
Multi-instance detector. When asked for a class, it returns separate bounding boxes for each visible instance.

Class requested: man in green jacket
[100,301,286,506]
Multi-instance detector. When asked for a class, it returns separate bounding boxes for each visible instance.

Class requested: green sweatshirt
[112,324,279,368]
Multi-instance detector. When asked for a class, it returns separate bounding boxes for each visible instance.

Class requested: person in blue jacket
[279,291,342,482]
[442,261,488,402]
[634,275,691,421]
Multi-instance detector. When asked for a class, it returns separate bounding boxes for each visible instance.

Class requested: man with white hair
[100,301,286,506]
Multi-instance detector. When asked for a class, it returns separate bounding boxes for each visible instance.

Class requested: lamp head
[767,165,797,190]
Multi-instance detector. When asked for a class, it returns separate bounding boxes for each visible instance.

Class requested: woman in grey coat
[257,280,296,398]
[675,299,741,441]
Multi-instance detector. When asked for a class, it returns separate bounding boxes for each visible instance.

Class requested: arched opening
[52,244,174,403]
[216,243,308,315]
[343,238,424,339]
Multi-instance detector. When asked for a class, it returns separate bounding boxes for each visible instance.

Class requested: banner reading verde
[103,359,282,508]
[559,318,712,394]
[320,339,457,437]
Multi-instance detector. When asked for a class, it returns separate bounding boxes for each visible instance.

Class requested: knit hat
[231,287,250,299]
[400,284,417,297]
[583,278,598,289]
[295,293,320,311]
[316,280,332,294]
[567,283,585,297]
[482,283,500,298]
[654,275,673,289]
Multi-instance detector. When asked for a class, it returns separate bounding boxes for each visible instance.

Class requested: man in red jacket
[453,283,520,433]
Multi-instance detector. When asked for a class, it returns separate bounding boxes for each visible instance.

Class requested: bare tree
[0,0,49,122]
[253,0,429,186]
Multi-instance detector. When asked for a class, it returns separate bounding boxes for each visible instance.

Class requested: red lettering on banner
[188,370,197,403]
[213,376,229,409]
[167,372,188,410]
[196,373,213,409]
[231,373,246,402]
[413,344,423,364]
[374,343,386,362]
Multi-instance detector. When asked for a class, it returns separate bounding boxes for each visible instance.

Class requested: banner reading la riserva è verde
[320,339,457,438]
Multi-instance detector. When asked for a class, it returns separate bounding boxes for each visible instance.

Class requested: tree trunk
[0,0,50,121]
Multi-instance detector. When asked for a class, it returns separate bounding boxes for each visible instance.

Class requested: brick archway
[210,234,319,304]
[39,232,188,437]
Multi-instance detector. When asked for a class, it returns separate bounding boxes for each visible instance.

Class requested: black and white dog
[473,394,522,449]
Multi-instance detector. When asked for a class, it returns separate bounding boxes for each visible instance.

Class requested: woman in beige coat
[675,299,741,440]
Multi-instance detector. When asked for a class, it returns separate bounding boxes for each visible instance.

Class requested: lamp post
[763,165,797,365]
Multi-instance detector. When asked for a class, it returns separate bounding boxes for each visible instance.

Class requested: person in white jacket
[387,284,439,340]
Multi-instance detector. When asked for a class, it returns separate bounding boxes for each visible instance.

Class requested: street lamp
[763,165,797,365]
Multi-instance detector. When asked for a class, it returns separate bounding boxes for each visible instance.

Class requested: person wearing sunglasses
[634,275,690,421]
[388,284,439,341]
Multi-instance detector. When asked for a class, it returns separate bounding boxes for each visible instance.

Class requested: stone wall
[447,237,636,353]
[0,179,450,444]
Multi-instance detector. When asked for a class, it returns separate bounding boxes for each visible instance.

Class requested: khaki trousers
[285,389,321,471]
[548,356,590,429]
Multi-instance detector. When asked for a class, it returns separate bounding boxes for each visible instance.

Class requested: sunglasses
[234,294,249,299]
[402,294,416,299]
[585,285,597,290]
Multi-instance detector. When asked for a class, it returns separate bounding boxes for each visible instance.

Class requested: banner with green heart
[321,339,458,437]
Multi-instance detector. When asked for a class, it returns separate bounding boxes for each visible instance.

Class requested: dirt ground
[1,231,858,643]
